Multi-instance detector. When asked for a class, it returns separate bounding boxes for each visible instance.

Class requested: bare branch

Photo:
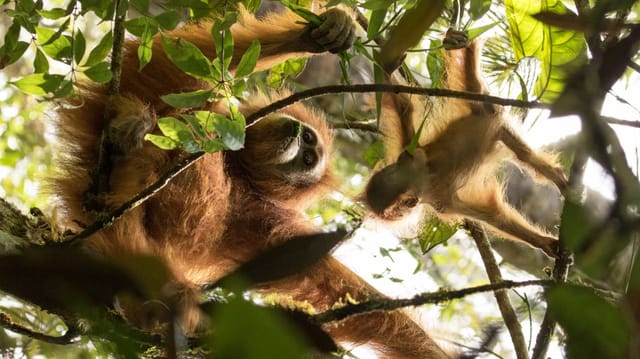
[313,279,552,324]
[91,0,129,204]
[245,84,550,125]
[59,152,204,246]
[465,220,529,359]
[602,116,640,128]
[0,312,80,345]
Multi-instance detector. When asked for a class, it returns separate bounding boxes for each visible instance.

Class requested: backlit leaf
[144,134,177,150]
[504,0,587,102]
[85,32,112,67]
[235,40,261,78]
[11,73,65,95]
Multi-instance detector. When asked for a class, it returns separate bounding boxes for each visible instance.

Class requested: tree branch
[0,312,81,345]
[245,84,550,125]
[465,220,529,359]
[59,152,204,246]
[531,152,584,359]
[313,279,552,324]
[602,115,640,128]
[91,0,129,205]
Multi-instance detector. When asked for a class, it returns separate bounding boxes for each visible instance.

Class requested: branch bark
[91,0,129,206]
[465,220,529,359]
[0,312,80,345]
[313,279,552,324]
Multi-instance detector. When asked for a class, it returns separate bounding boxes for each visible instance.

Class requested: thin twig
[313,279,552,324]
[0,312,81,345]
[92,0,129,201]
[59,152,204,246]
[465,220,529,359]
[331,121,380,133]
[602,116,640,128]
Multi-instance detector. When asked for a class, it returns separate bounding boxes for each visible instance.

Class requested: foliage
[0,0,639,358]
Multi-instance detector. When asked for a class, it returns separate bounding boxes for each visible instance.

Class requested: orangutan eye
[302,129,316,145]
[302,150,317,166]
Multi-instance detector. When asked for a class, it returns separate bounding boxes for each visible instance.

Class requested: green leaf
[124,16,158,37]
[426,39,444,87]
[212,24,234,73]
[130,0,149,14]
[231,79,247,97]
[469,0,491,20]
[201,138,226,153]
[211,298,309,358]
[364,140,385,167]
[235,40,261,78]
[74,29,86,63]
[419,217,457,254]
[157,116,201,153]
[266,71,283,88]
[11,73,65,95]
[54,79,74,98]
[361,0,394,10]
[367,8,388,40]
[161,89,213,108]
[193,110,221,133]
[559,199,591,252]
[201,106,246,151]
[79,0,114,20]
[161,34,213,81]
[144,133,177,150]
[36,26,72,63]
[280,0,321,25]
[37,7,69,19]
[4,41,30,67]
[180,114,206,139]
[467,21,501,42]
[138,23,154,70]
[405,118,425,155]
[154,10,181,30]
[33,48,49,73]
[84,32,112,67]
[547,284,630,359]
[223,105,246,151]
[3,22,21,51]
[84,62,113,83]
[373,62,384,120]
[504,0,587,102]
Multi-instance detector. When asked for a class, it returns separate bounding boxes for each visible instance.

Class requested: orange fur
[49,7,448,358]
[367,32,569,257]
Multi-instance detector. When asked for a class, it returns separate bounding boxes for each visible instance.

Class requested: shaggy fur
[49,7,449,358]
[366,31,568,257]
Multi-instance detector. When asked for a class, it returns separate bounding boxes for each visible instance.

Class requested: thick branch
[465,220,529,359]
[313,279,552,324]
